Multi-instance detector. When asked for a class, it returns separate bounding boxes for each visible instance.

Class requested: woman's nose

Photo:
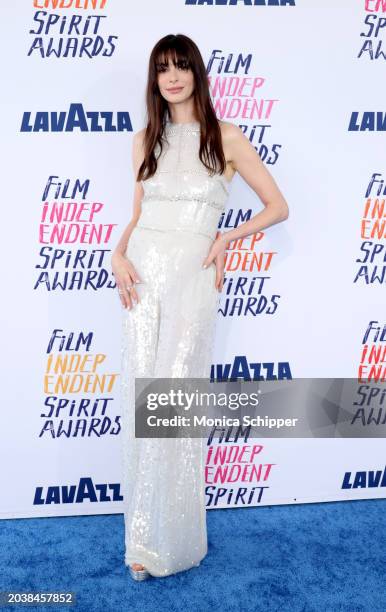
[168,67,179,81]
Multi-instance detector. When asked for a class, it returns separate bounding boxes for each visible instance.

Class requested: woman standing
[111,33,289,581]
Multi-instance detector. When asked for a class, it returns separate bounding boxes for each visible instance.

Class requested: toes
[131,563,145,571]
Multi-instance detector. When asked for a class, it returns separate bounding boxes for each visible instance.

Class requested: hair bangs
[154,42,194,73]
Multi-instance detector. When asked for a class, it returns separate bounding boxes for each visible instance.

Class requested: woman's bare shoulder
[133,127,146,145]
[131,128,147,181]
[218,120,243,142]
[132,128,147,164]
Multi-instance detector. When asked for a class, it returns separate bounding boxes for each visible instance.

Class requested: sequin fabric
[120,119,230,578]
[136,120,230,240]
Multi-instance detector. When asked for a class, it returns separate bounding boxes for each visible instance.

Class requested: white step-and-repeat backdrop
[1,1,385,518]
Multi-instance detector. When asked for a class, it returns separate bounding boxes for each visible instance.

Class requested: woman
[111,33,289,581]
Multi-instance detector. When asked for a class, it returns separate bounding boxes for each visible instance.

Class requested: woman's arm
[202,122,289,291]
[220,122,289,245]
[111,129,146,309]
[112,130,145,257]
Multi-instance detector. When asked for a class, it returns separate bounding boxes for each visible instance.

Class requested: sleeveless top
[135,119,230,241]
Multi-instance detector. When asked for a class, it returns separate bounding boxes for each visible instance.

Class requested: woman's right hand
[111,251,143,310]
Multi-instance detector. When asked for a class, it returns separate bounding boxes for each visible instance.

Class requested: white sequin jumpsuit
[120,119,230,577]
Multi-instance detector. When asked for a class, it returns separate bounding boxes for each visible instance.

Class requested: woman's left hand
[202,232,229,292]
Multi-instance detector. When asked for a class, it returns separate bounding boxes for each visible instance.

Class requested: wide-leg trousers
[120,226,219,577]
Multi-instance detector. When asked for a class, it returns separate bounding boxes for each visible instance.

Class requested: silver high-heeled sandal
[129,564,150,581]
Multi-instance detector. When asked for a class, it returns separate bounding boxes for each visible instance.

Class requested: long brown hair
[137,34,226,182]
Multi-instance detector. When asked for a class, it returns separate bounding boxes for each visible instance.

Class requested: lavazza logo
[20,103,132,132]
[341,465,386,490]
[33,477,123,504]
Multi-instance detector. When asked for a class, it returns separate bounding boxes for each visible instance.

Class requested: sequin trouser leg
[120,227,219,578]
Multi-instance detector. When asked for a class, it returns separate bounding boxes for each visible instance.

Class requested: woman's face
[156,56,195,104]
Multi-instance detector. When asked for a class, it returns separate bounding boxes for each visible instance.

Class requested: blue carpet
[0,499,385,611]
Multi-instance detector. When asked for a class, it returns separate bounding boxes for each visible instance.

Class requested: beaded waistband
[136,197,224,242]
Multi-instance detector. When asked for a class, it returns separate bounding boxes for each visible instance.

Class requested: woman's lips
[167,87,184,93]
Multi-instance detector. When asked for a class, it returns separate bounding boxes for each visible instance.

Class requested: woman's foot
[129,562,150,581]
